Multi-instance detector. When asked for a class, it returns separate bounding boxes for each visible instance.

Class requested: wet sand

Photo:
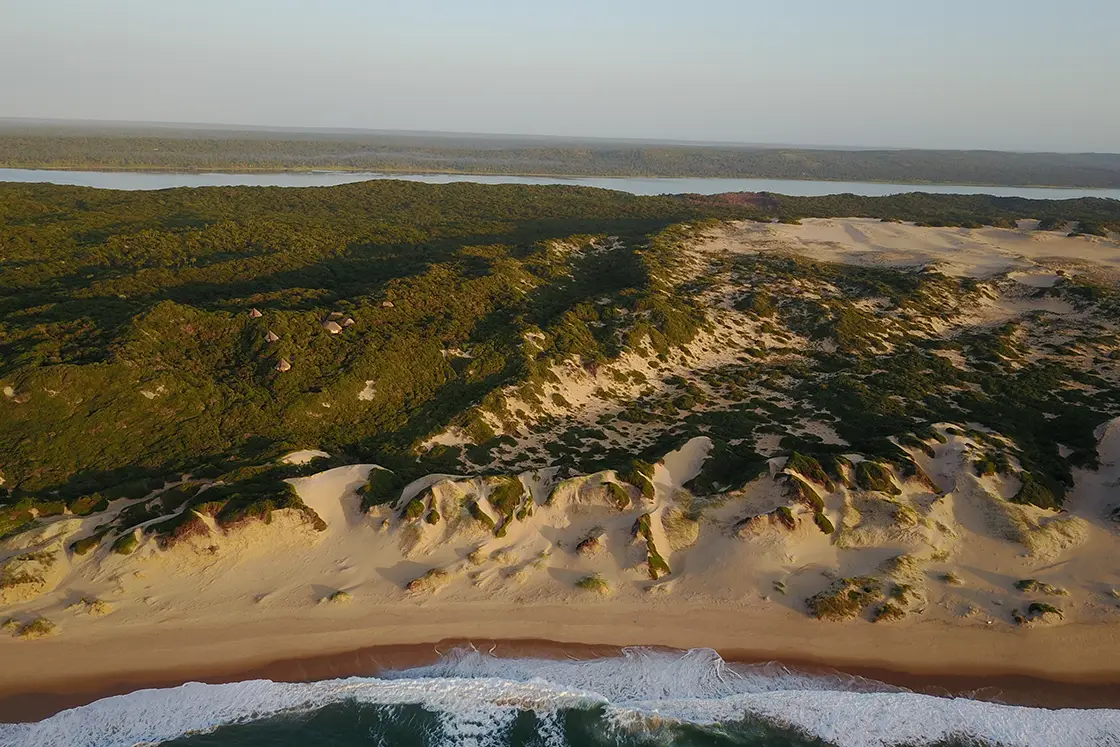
[2,637,1118,724]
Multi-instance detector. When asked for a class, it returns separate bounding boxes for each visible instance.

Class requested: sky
[2,0,1118,152]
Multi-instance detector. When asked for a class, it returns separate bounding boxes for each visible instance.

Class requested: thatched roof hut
[322,321,343,334]
[265,331,280,343]
[342,318,356,327]
[249,308,263,318]
[381,301,394,308]
[275,358,292,372]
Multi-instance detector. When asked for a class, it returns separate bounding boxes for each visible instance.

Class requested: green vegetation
[1027,602,1063,618]
[111,531,139,555]
[4,127,1120,188]
[633,513,671,579]
[70,533,106,555]
[806,577,883,621]
[575,573,611,594]
[405,567,451,594]
[1015,579,1068,596]
[786,475,825,511]
[1012,472,1060,511]
[854,462,900,495]
[359,468,404,512]
[467,501,496,531]
[813,511,835,535]
[487,477,525,523]
[403,497,426,522]
[1,179,1117,543]
[17,618,57,639]
[872,603,907,623]
[620,459,656,499]
[973,450,1012,477]
[606,482,631,510]
[786,452,835,491]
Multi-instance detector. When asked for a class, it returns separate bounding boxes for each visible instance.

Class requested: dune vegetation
[1,180,1119,636]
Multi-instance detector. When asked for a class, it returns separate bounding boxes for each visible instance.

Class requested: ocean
[2,648,1118,747]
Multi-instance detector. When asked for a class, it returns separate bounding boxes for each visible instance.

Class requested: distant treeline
[2,126,1120,188]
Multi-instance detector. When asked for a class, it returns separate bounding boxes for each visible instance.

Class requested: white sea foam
[1,648,1118,747]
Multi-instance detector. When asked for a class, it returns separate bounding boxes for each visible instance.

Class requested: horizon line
[1,116,1117,157]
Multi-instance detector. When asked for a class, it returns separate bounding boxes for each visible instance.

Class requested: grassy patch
[575,573,612,594]
[806,577,883,621]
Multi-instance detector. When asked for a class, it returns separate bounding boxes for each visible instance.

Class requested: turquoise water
[3,167,1120,199]
[3,648,1118,747]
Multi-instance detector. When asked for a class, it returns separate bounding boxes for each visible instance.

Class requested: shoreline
[3,604,1120,723]
[4,636,1120,724]
[2,164,1119,192]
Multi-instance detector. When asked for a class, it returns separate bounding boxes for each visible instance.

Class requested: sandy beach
[3,602,1120,722]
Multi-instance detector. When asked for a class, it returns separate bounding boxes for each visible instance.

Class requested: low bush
[806,577,883,621]
[1011,472,1060,510]
[575,573,611,594]
[855,461,900,495]
[111,531,139,555]
[813,511,835,534]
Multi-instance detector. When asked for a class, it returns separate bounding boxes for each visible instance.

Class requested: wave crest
[2,647,1118,747]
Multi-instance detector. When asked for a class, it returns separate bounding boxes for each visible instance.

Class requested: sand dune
[2,218,1119,705]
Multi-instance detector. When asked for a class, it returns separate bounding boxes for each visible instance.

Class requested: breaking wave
[2,647,1118,746]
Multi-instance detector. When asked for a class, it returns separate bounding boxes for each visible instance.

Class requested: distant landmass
[2,119,1120,188]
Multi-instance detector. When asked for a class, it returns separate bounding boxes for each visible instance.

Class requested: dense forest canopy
[2,124,1120,188]
[0,180,1118,524]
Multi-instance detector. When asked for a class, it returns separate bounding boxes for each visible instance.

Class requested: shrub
[575,574,611,594]
[813,511,835,535]
[425,508,441,525]
[786,475,825,511]
[1011,472,1060,510]
[806,577,883,621]
[734,291,777,317]
[468,501,496,530]
[112,531,139,555]
[403,497,426,521]
[620,459,656,499]
[1015,579,1067,596]
[406,568,451,593]
[855,461,899,495]
[873,602,907,622]
[775,505,796,529]
[18,618,57,639]
[607,482,631,510]
[1027,601,1062,618]
[70,534,104,555]
[576,533,603,556]
[358,468,404,512]
[488,477,525,520]
[973,451,1012,477]
[787,452,836,491]
[145,511,210,549]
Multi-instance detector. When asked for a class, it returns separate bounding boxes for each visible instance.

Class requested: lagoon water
[3,648,1119,747]
[3,167,1120,199]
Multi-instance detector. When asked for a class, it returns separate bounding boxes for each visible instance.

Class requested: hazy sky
[2,0,1118,152]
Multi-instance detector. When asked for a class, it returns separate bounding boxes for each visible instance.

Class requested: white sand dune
[701,218,1120,280]
[2,218,1119,699]
[280,449,330,465]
